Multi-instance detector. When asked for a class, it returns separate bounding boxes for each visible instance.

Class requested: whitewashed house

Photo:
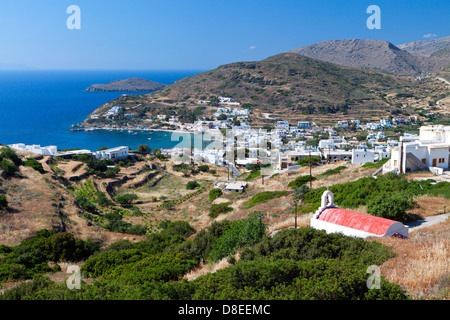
[94,146,129,160]
[8,143,58,156]
[383,125,450,174]
[276,121,290,130]
[352,147,375,165]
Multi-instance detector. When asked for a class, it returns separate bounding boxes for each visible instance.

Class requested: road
[436,77,450,109]
[408,212,450,231]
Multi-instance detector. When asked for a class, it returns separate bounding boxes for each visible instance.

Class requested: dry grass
[183,257,231,281]
[375,219,450,299]
[409,195,450,218]
[266,213,313,234]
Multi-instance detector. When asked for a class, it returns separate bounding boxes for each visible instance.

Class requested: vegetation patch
[209,202,233,218]
[244,191,289,209]
[318,166,347,178]
[288,175,316,189]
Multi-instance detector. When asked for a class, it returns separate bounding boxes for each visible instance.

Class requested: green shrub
[318,166,347,178]
[105,166,120,177]
[186,181,200,190]
[75,194,97,213]
[0,147,22,166]
[0,159,18,176]
[0,194,7,210]
[244,191,289,209]
[208,218,266,261]
[116,193,138,206]
[362,157,390,169]
[23,158,45,173]
[288,175,315,189]
[158,220,195,237]
[296,156,321,167]
[209,188,223,201]
[367,192,416,221]
[198,165,210,172]
[209,202,233,218]
[95,191,111,207]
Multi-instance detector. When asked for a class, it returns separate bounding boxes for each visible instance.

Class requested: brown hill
[77,52,447,128]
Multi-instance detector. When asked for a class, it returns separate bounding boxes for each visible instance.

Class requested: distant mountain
[288,38,450,75]
[397,36,450,57]
[288,39,425,75]
[86,77,166,92]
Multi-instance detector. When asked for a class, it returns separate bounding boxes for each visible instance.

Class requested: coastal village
[11,94,450,179]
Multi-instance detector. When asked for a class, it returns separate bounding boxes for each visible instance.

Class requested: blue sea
[0,70,203,151]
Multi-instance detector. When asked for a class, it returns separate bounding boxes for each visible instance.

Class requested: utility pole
[293,200,299,229]
[309,150,312,188]
[399,141,404,174]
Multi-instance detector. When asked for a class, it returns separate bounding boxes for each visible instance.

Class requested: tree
[116,193,138,206]
[186,181,200,190]
[293,184,310,201]
[137,144,150,153]
[198,165,210,172]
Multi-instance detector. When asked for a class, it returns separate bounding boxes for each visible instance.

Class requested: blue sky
[0,0,449,70]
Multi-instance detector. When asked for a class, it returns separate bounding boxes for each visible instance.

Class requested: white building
[383,125,450,174]
[8,143,58,156]
[352,148,375,165]
[276,121,290,130]
[105,106,121,117]
[337,120,348,128]
[224,181,248,193]
[297,121,311,129]
[380,119,392,127]
[94,146,129,160]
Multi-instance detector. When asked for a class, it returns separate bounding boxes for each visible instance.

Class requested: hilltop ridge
[288,38,450,75]
[86,77,166,92]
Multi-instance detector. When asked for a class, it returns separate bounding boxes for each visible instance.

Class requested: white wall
[352,149,375,165]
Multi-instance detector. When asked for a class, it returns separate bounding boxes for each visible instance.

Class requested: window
[438,158,445,164]
[394,160,398,167]
[422,158,427,164]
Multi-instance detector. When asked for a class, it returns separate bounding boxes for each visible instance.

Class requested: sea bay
[0,70,203,151]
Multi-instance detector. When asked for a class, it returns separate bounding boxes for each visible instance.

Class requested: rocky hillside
[86,77,166,92]
[78,52,446,127]
[397,36,450,57]
[288,38,450,75]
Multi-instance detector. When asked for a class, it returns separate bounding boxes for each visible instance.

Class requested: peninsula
[85,77,166,92]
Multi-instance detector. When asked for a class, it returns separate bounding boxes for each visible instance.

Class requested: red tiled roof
[318,208,397,236]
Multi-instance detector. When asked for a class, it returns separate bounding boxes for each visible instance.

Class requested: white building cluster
[7,144,58,156]
[383,125,450,174]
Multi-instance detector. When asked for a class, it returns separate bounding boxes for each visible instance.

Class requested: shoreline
[70,125,205,135]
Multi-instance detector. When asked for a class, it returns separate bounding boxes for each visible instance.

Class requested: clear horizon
[1,0,449,71]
